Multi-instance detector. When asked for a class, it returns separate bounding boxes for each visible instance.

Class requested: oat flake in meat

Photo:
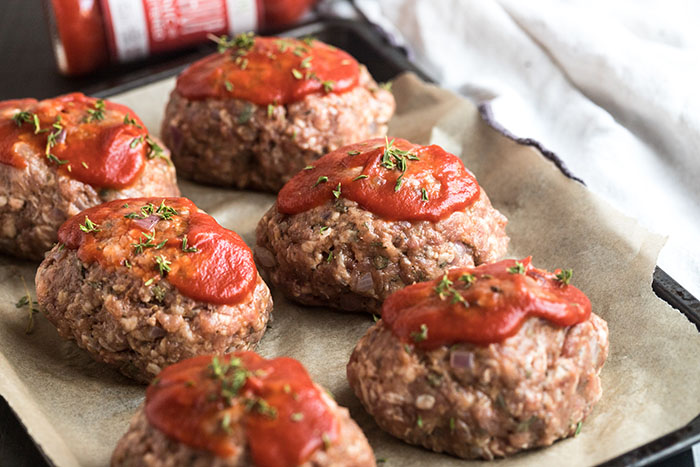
[161,33,394,192]
[255,137,509,313]
[347,258,609,460]
[35,197,272,383]
[0,93,179,260]
[112,352,375,467]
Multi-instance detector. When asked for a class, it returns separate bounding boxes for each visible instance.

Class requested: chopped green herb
[155,255,171,276]
[332,183,341,199]
[85,99,105,122]
[372,314,380,322]
[300,56,313,69]
[224,80,234,92]
[416,415,423,428]
[130,135,144,149]
[132,231,157,254]
[267,103,274,118]
[434,274,454,299]
[79,216,100,233]
[403,343,412,354]
[372,255,389,270]
[47,154,68,165]
[508,261,525,274]
[155,239,167,249]
[11,111,33,127]
[326,250,334,262]
[301,35,316,46]
[380,137,419,193]
[410,324,428,342]
[322,80,334,92]
[144,277,155,286]
[555,268,573,285]
[449,417,456,432]
[152,285,166,302]
[459,273,475,285]
[421,187,429,202]
[291,68,303,79]
[123,259,132,269]
[237,104,254,124]
[15,277,40,334]
[145,135,171,165]
[450,289,465,304]
[353,174,368,181]
[379,81,393,91]
[319,226,329,234]
[314,175,328,187]
[575,421,583,436]
[348,150,360,156]
[209,32,255,53]
[32,114,41,133]
[81,161,89,169]
[322,432,332,450]
[182,235,198,253]
[220,413,233,434]
[123,113,142,128]
[290,412,304,422]
[156,200,178,220]
[304,165,314,170]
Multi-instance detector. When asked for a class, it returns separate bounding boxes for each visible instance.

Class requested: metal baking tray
[3,16,699,467]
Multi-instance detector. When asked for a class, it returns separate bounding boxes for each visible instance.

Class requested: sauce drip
[146,352,338,466]
[278,138,480,222]
[0,93,148,189]
[382,258,591,348]
[175,36,360,105]
[58,197,256,305]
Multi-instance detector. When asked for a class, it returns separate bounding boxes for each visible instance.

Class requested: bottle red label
[99,0,260,61]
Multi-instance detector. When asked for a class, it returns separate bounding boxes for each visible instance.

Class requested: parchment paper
[2,73,700,467]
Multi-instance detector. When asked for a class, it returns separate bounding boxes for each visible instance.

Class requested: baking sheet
[2,73,700,467]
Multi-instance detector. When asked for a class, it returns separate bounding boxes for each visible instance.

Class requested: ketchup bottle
[44,0,318,76]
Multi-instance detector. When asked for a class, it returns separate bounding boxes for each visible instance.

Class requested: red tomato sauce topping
[0,93,151,189]
[278,138,481,222]
[382,258,591,348]
[58,197,256,306]
[146,352,338,466]
[175,35,360,105]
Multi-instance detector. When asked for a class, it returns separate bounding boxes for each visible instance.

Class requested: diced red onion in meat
[169,125,183,152]
[356,272,374,293]
[254,246,276,268]
[149,326,167,339]
[132,215,160,231]
[450,350,474,370]
[55,129,67,144]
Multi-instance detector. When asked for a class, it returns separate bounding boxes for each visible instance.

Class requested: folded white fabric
[354,0,700,299]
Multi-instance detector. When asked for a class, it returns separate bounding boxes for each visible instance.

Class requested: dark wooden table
[0,1,695,466]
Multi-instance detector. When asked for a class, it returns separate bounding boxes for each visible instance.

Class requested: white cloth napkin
[349,0,700,300]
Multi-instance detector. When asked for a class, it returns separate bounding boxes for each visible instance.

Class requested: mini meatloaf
[35,197,272,383]
[112,352,376,467]
[0,93,179,260]
[255,138,508,313]
[347,258,609,460]
[161,33,394,192]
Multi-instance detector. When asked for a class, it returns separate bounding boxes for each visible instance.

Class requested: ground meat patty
[161,66,394,192]
[35,198,272,383]
[346,260,609,460]
[256,193,508,314]
[111,354,376,466]
[0,95,179,261]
